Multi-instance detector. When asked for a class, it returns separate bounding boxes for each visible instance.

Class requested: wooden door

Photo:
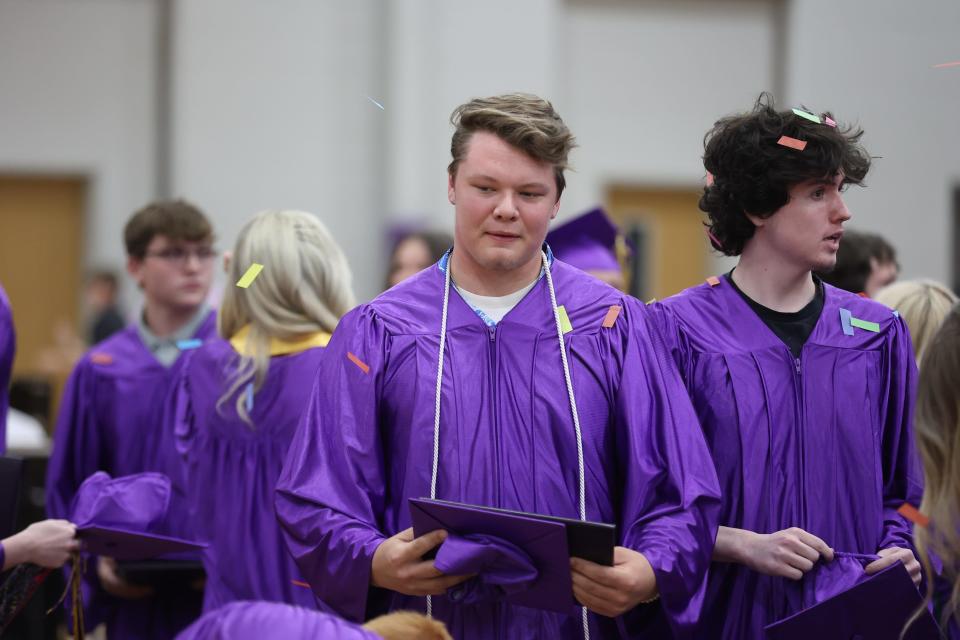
[607,185,710,300]
[0,176,87,429]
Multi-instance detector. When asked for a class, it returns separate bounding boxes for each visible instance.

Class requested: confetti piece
[706,229,722,248]
[706,276,721,287]
[177,339,203,350]
[933,61,960,68]
[90,353,113,365]
[646,298,657,304]
[792,108,821,124]
[347,352,370,374]
[367,96,385,110]
[839,308,854,336]
[245,383,254,412]
[291,580,311,588]
[236,263,264,289]
[602,305,622,328]
[897,503,929,528]
[892,310,900,318]
[857,292,870,298]
[706,171,715,186]
[824,116,837,128]
[850,317,880,333]
[777,135,807,151]
[557,305,573,334]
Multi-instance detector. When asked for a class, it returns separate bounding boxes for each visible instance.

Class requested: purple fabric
[45,312,216,639]
[652,279,923,639]
[175,601,378,640]
[546,208,625,273]
[0,282,15,455]
[434,533,539,603]
[803,552,877,607]
[70,471,171,531]
[172,338,324,613]
[275,259,720,639]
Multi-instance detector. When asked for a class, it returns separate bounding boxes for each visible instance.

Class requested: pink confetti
[777,135,807,151]
[824,116,836,127]
[706,171,715,186]
[933,61,960,68]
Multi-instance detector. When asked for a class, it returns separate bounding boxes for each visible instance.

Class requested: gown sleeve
[275,305,391,622]
[614,299,720,639]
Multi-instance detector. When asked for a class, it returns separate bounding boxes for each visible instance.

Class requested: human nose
[492,192,519,220]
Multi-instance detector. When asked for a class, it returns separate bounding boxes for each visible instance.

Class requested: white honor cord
[542,251,590,640]
[428,252,589,639]
[426,257,452,619]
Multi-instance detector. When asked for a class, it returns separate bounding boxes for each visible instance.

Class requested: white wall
[171,0,387,301]
[786,0,960,283]
[0,0,158,307]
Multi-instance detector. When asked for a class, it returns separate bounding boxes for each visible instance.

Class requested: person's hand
[866,547,921,585]
[10,519,79,568]
[97,557,154,599]
[371,528,472,596]
[570,546,657,617]
[739,528,834,580]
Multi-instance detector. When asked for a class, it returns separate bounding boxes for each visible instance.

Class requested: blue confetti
[366,96,385,110]
[245,383,254,412]
[176,339,203,350]
[839,308,854,336]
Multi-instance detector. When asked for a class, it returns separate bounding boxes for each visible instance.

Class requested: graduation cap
[765,562,940,639]
[70,472,204,561]
[546,208,632,274]
[409,497,614,614]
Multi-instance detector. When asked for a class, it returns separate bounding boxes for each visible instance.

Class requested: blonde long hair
[914,304,960,631]
[217,210,355,425]
[875,279,958,365]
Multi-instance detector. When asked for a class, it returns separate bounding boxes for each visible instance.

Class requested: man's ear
[448,172,456,205]
[550,198,561,220]
[744,211,766,228]
[126,255,144,289]
[222,250,233,275]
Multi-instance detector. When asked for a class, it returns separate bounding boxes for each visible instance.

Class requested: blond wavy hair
[914,304,960,632]
[217,210,355,425]
[875,279,958,365]
[449,93,577,198]
[363,611,452,640]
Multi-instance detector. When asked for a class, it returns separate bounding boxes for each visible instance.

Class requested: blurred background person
[875,279,958,365]
[819,229,899,297]
[385,230,452,290]
[546,207,633,292]
[84,270,126,345]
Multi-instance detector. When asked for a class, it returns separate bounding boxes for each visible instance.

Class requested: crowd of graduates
[1,93,959,639]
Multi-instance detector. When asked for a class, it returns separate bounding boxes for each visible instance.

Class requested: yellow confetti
[557,305,573,334]
[236,263,264,288]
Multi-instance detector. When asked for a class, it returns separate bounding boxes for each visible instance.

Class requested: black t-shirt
[724,271,824,358]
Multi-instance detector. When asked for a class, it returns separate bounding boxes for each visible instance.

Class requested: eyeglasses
[143,247,218,266]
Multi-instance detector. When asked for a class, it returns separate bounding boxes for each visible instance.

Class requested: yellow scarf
[229,324,331,357]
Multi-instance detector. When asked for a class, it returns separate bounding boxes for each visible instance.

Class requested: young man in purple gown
[652,96,923,639]
[276,94,721,639]
[46,200,218,639]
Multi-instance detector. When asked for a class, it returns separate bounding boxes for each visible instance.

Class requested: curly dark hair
[701,93,872,256]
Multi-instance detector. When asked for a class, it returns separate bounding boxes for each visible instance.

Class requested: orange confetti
[601,305,622,328]
[706,276,721,287]
[777,135,807,151]
[347,352,369,374]
[291,580,310,588]
[897,503,929,528]
[90,353,113,365]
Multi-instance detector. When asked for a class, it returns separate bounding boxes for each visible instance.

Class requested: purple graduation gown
[45,312,217,639]
[651,279,923,639]
[172,338,325,612]
[0,283,14,455]
[275,259,721,639]
[175,601,378,640]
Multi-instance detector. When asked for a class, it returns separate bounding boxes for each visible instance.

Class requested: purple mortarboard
[409,498,575,614]
[765,563,940,639]
[546,208,630,273]
[70,472,204,561]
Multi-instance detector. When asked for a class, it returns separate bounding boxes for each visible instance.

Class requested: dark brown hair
[123,199,214,259]
[701,93,872,256]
